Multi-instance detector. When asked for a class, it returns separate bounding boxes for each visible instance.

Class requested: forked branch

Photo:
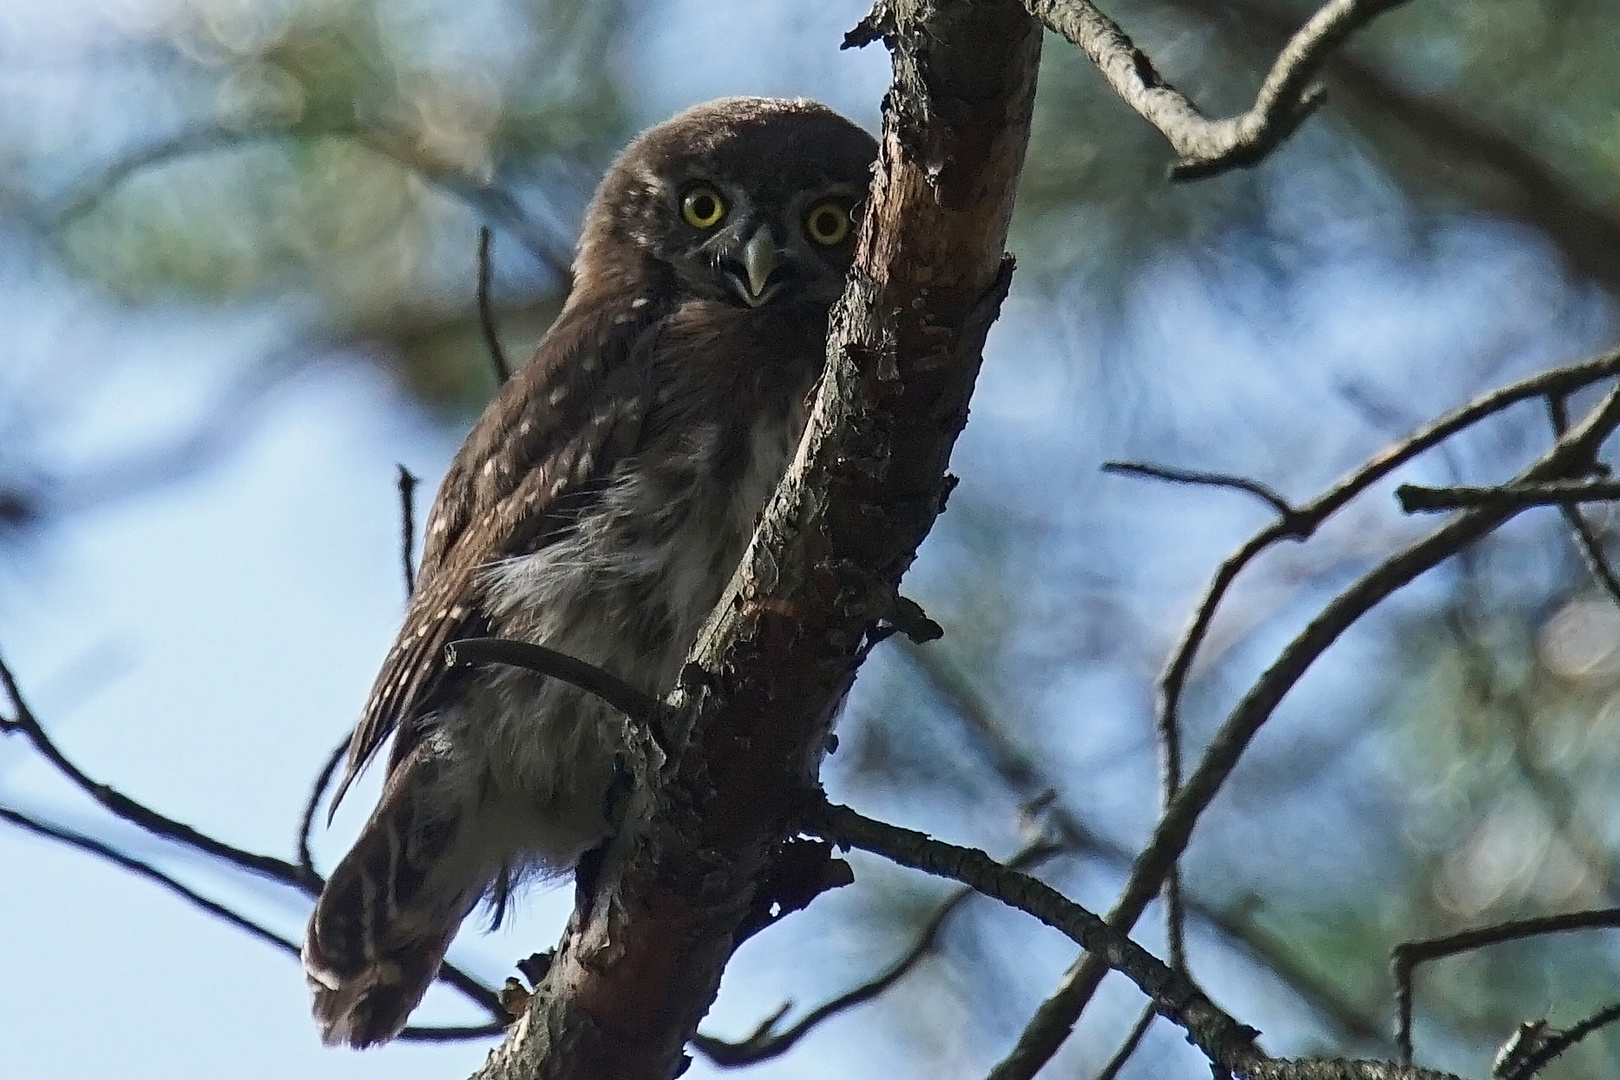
[1025,0,1416,178]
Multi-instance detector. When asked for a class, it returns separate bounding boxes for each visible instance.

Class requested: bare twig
[0,644,506,1020]
[477,226,514,386]
[1544,393,1620,607]
[51,120,576,279]
[814,802,1260,1063]
[295,737,349,876]
[1,648,310,884]
[1103,460,1305,531]
[1397,479,1620,513]
[445,637,662,722]
[1160,353,1620,757]
[0,804,312,963]
[299,465,417,872]
[988,379,1620,1080]
[1025,0,1415,179]
[693,837,1062,1067]
[0,803,501,1041]
[896,638,1385,1044]
[1391,908,1620,1066]
[1095,1004,1157,1080]
[398,464,419,595]
[818,802,1466,1080]
[1171,0,1620,299]
[1504,1000,1620,1080]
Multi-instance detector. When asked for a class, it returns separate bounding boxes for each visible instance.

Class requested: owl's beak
[724,226,782,308]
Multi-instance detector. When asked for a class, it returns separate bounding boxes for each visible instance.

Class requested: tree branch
[477,226,515,386]
[1397,478,1620,513]
[1025,0,1416,178]
[818,803,1465,1080]
[1391,908,1620,1066]
[897,638,1387,1044]
[0,645,506,1023]
[445,637,663,725]
[470,2,1043,1076]
[987,378,1620,1078]
[692,836,1061,1067]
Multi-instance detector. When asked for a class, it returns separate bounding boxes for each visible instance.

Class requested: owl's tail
[301,746,487,1048]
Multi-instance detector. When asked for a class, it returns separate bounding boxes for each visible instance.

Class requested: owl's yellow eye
[681,186,727,229]
[804,201,850,246]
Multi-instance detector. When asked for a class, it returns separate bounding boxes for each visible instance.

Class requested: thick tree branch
[470,2,1042,1077]
[1026,0,1415,178]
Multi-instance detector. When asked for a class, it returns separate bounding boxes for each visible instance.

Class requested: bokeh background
[4,0,1620,1077]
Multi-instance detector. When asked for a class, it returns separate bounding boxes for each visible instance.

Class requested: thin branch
[299,465,416,872]
[814,802,1261,1066]
[1544,393,1620,607]
[1160,353,1620,758]
[895,638,1386,1044]
[1102,460,1305,531]
[296,737,349,877]
[1171,0,1620,299]
[2,803,501,1042]
[1,647,310,885]
[399,1023,509,1044]
[694,837,1061,1067]
[818,802,1465,1080]
[398,464,419,596]
[1025,0,1415,179]
[0,804,311,962]
[1397,479,1620,513]
[478,226,514,386]
[0,644,505,1021]
[444,637,662,722]
[1095,1004,1157,1080]
[50,120,576,279]
[1505,1000,1620,1080]
[1391,908,1620,1066]
[988,380,1620,1080]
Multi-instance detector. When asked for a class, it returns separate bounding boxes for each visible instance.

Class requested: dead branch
[693,836,1061,1067]
[987,377,1620,1079]
[819,802,1466,1080]
[1392,908,1620,1066]
[1025,0,1416,178]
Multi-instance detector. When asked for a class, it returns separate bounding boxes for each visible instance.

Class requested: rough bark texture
[469,2,1042,1078]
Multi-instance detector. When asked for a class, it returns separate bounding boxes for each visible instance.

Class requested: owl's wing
[331,292,665,809]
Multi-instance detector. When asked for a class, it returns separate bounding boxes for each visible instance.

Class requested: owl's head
[578,97,878,310]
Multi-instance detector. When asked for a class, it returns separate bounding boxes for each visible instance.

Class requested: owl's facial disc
[722,226,783,308]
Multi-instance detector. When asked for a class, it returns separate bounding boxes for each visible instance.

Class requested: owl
[301,97,878,1048]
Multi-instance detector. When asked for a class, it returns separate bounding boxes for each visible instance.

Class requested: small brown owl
[301,97,877,1048]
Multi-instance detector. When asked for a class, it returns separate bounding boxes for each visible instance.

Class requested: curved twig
[1025,0,1416,178]
[1392,908,1620,1066]
[445,638,662,722]
[477,227,514,385]
[989,379,1620,1080]
[0,645,505,1021]
[692,838,1061,1067]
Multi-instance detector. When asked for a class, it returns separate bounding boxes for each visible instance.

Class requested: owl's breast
[479,399,808,692]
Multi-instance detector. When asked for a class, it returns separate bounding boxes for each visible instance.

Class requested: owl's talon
[499,977,532,1019]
